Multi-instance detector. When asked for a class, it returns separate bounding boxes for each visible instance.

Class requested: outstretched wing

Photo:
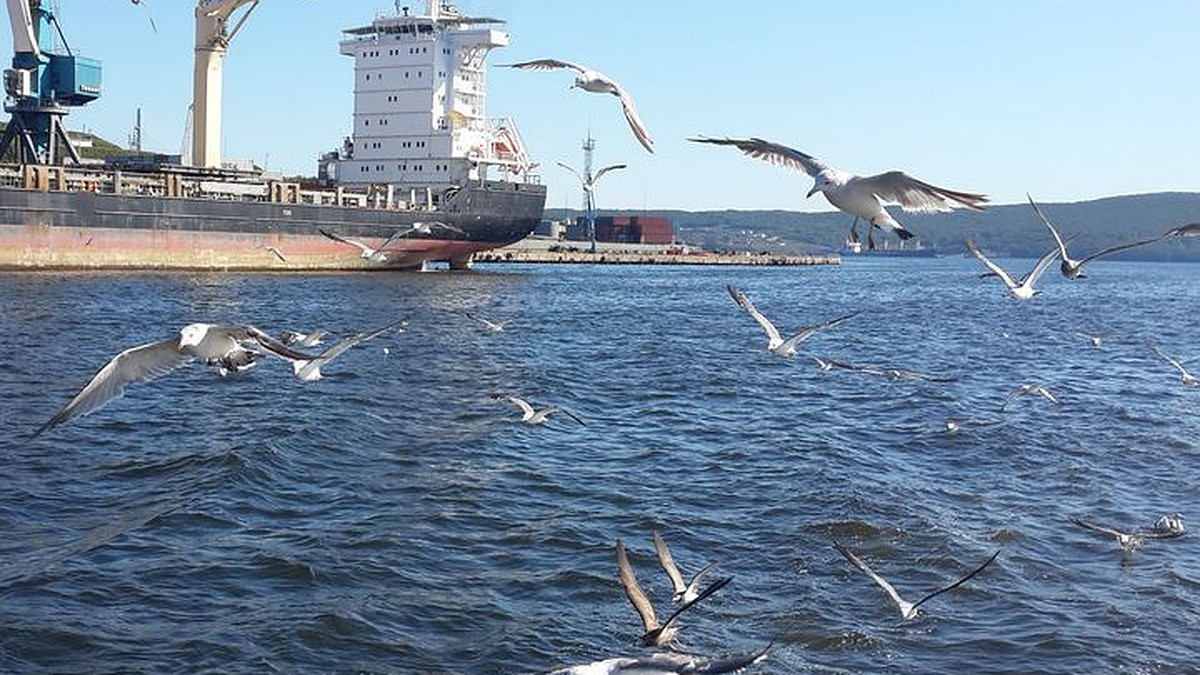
[1070,516,1127,539]
[502,58,586,74]
[319,228,373,255]
[832,539,910,615]
[1028,194,1073,262]
[616,88,654,153]
[965,239,1020,290]
[34,337,192,437]
[652,530,688,596]
[778,310,860,353]
[689,137,829,177]
[910,549,1001,613]
[615,540,659,633]
[857,171,989,213]
[727,284,782,345]
[1024,242,1064,286]
[1077,235,1165,267]
[653,576,732,639]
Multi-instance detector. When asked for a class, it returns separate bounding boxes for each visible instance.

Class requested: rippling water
[2,258,1197,674]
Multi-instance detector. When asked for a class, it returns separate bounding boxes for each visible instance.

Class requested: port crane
[1,0,102,164]
[192,0,258,168]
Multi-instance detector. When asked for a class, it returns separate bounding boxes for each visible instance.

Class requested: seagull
[615,539,732,647]
[944,417,1003,434]
[1027,195,1164,279]
[281,329,329,348]
[320,228,392,263]
[503,59,654,153]
[1163,222,1200,237]
[289,319,407,382]
[465,312,511,333]
[726,285,858,358]
[1073,331,1103,348]
[391,221,466,239]
[1154,513,1186,536]
[689,137,988,245]
[1150,345,1197,385]
[1000,384,1060,411]
[490,393,586,426]
[965,238,1060,300]
[262,245,288,263]
[832,539,1001,621]
[545,643,772,675]
[839,363,958,383]
[33,324,317,437]
[652,530,719,605]
[1070,515,1185,552]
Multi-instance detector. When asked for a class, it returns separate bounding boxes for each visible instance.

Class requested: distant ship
[840,237,939,258]
[0,1,545,270]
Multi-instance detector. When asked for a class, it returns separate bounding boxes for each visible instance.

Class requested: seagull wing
[1027,194,1073,262]
[1151,345,1189,375]
[727,285,782,346]
[34,337,192,436]
[855,172,989,213]
[1076,235,1165,267]
[652,530,688,596]
[778,310,860,353]
[1164,222,1200,237]
[319,228,373,255]
[592,163,628,183]
[688,137,829,177]
[965,239,1020,290]
[615,540,659,633]
[1035,386,1060,404]
[505,395,536,418]
[615,88,654,153]
[237,326,323,363]
[832,539,910,615]
[555,407,587,427]
[907,550,1003,612]
[502,58,586,73]
[657,576,731,632]
[1070,516,1130,539]
[1023,241,1064,286]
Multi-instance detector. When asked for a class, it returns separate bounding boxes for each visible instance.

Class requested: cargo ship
[0,1,546,271]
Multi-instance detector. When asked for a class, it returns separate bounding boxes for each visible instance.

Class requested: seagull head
[807,170,837,198]
[178,323,211,348]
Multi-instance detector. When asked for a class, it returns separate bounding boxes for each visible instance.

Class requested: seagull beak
[806,185,819,198]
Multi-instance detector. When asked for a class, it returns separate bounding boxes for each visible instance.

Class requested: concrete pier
[472,239,838,266]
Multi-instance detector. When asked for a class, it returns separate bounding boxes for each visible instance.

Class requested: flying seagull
[653,530,720,605]
[965,238,1061,300]
[281,329,329,348]
[1163,222,1200,237]
[1027,194,1164,279]
[726,285,858,358]
[503,59,654,153]
[320,228,394,263]
[33,324,317,437]
[689,137,988,245]
[1000,384,1060,411]
[1069,515,1185,552]
[1150,345,1197,385]
[944,417,1003,434]
[1073,331,1104,348]
[615,539,732,647]
[832,539,1001,621]
[289,319,407,382]
[490,393,586,426]
[545,643,772,675]
[262,245,288,263]
[465,312,511,333]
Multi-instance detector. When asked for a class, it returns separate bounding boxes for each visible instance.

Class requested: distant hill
[545,192,1200,262]
[0,122,150,162]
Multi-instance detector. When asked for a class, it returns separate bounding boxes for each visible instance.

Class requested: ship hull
[0,179,546,270]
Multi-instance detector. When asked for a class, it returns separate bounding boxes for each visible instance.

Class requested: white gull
[833,539,1001,621]
[690,137,988,244]
[615,539,732,648]
[504,59,653,153]
[653,530,719,605]
[1027,194,1165,279]
[727,285,858,358]
[966,237,1060,300]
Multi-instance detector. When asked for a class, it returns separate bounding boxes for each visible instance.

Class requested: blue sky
[9,1,1199,212]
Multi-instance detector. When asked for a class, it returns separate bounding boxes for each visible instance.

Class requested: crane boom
[191,0,259,168]
[5,0,38,57]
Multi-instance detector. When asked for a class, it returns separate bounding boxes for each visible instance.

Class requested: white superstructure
[323,1,534,203]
